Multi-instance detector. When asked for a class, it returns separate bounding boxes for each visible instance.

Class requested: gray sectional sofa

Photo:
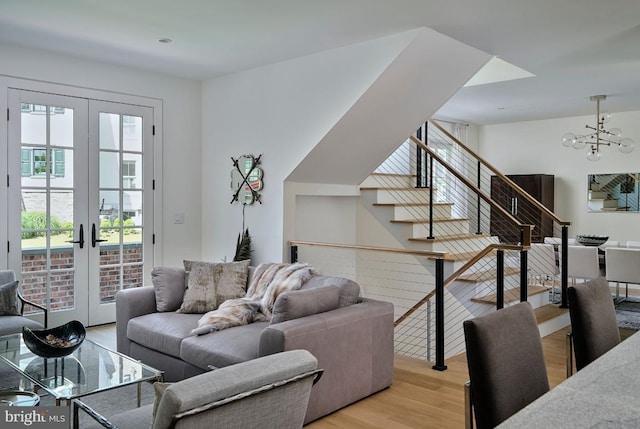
[116,267,394,424]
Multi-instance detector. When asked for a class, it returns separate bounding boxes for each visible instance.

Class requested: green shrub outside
[21,212,63,239]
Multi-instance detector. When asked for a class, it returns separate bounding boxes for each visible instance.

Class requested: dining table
[497,330,640,428]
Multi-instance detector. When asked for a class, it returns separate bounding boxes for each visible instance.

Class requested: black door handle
[66,224,85,249]
[92,223,107,248]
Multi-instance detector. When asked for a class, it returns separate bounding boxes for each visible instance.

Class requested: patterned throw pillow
[0,281,20,316]
[177,260,250,314]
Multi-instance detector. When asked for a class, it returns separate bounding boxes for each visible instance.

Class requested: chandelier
[561,95,635,161]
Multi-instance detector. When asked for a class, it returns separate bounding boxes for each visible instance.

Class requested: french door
[8,90,154,327]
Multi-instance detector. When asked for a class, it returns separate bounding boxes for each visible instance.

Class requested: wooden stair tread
[457,266,521,283]
[360,186,432,191]
[471,285,549,305]
[534,303,568,324]
[372,202,453,207]
[368,172,416,178]
[409,233,490,243]
[445,250,498,262]
[391,217,470,224]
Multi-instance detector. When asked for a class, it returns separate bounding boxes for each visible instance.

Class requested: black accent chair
[463,302,549,429]
[566,277,620,376]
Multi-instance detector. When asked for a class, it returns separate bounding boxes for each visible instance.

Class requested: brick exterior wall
[21,243,143,314]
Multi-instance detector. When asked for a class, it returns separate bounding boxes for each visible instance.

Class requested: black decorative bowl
[22,320,86,358]
[575,234,609,247]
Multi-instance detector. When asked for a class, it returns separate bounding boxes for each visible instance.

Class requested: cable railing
[289,240,528,369]
[288,118,571,369]
[423,120,571,306]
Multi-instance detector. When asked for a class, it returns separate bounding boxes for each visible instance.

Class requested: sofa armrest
[115,286,157,354]
[258,298,394,423]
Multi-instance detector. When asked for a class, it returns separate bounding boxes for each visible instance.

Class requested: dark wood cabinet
[490,174,554,243]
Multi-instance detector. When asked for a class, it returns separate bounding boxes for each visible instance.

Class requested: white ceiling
[2,0,640,125]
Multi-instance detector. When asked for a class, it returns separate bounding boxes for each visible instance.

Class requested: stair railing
[288,240,450,368]
[422,120,572,307]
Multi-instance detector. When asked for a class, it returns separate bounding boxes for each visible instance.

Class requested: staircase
[356,124,571,360]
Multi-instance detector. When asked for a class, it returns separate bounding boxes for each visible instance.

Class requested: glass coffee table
[0,333,162,406]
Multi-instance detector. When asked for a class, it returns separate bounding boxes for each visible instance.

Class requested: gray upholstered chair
[0,270,47,336]
[605,247,640,300]
[463,302,549,429]
[566,277,620,376]
[73,349,322,429]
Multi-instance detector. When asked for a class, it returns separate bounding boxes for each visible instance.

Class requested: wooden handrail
[444,243,524,288]
[288,240,448,258]
[394,243,525,327]
[409,135,534,242]
[428,120,571,226]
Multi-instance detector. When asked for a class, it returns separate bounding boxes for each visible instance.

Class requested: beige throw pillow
[177,260,250,314]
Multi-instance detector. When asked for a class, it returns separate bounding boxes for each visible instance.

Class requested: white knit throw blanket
[190,262,317,336]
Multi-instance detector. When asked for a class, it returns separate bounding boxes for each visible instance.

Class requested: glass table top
[0,333,161,400]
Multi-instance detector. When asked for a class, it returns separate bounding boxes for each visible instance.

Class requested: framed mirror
[587,172,640,212]
[231,154,263,204]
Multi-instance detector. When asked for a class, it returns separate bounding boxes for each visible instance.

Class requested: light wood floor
[88,323,636,429]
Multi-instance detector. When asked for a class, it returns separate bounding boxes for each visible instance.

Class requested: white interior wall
[479,110,640,242]
[295,195,358,243]
[202,29,426,264]
[0,42,202,267]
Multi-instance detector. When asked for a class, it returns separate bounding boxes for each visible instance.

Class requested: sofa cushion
[180,322,268,370]
[178,260,250,314]
[127,313,201,358]
[271,286,340,324]
[0,281,20,316]
[301,275,360,307]
[151,267,186,312]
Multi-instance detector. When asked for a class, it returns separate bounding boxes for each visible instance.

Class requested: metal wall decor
[230,154,263,204]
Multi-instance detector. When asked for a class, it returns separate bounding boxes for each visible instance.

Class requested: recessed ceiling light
[158,38,172,44]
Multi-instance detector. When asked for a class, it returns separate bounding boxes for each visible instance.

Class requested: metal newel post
[433,258,447,371]
[497,249,505,310]
[476,160,482,234]
[416,126,423,188]
[520,248,528,302]
[560,226,569,308]
[428,154,435,239]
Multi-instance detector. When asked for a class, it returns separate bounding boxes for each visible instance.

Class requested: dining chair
[625,241,640,248]
[605,247,640,300]
[599,240,619,250]
[463,302,549,429]
[527,243,559,302]
[559,245,601,285]
[543,237,576,246]
[566,277,620,376]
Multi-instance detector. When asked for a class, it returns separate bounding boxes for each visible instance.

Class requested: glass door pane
[9,91,89,327]
[88,102,153,325]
